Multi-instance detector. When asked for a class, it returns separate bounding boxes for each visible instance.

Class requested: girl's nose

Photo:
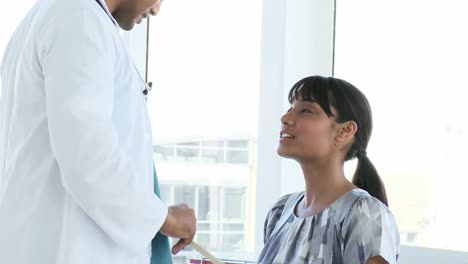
[281,111,294,126]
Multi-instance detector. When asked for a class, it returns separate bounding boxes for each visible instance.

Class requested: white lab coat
[0,0,167,263]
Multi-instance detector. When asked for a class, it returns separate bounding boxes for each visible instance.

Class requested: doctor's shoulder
[34,0,115,41]
[34,0,117,63]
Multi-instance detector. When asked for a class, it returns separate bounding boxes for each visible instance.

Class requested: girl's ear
[335,121,357,143]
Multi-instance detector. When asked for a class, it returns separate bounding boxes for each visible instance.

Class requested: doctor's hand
[160,204,197,255]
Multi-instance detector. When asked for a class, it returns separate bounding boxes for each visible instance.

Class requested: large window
[146,0,262,258]
[8,0,465,262]
[158,184,247,252]
[154,140,250,165]
[335,0,468,256]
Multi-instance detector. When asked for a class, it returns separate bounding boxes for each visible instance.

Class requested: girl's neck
[295,160,355,217]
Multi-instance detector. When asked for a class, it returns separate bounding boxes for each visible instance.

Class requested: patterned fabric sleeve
[342,196,400,264]
[263,194,291,244]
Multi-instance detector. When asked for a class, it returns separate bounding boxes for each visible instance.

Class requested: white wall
[254,0,287,254]
[0,0,37,95]
[279,0,335,196]
[400,246,468,264]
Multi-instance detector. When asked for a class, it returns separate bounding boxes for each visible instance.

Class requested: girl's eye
[286,107,292,113]
[301,108,312,113]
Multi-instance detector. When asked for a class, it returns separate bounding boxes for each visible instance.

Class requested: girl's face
[278,99,340,162]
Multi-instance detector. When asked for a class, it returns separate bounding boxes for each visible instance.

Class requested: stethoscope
[135,65,153,99]
[94,0,152,99]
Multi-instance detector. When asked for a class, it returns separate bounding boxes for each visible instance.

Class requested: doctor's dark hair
[288,76,388,206]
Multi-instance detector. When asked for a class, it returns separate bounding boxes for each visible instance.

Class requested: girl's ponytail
[352,152,388,206]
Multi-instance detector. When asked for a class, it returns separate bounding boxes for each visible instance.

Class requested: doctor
[0,0,196,263]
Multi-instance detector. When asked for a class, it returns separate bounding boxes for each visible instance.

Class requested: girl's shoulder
[263,192,303,243]
[336,189,400,263]
[331,188,395,225]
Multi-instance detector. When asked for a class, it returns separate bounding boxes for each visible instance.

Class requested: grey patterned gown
[257,189,400,264]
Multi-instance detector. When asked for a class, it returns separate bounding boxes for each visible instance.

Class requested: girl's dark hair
[288,76,388,206]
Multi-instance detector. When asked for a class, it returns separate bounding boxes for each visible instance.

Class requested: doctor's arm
[40,12,167,254]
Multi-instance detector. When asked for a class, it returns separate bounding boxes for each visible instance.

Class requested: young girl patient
[257,76,400,264]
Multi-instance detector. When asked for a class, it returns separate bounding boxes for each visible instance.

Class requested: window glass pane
[174,185,196,209]
[176,147,199,162]
[201,149,224,164]
[228,140,249,149]
[148,0,262,255]
[198,223,220,232]
[221,234,244,251]
[226,150,249,164]
[153,145,175,161]
[222,223,245,232]
[178,142,200,147]
[198,186,221,221]
[223,188,245,220]
[197,233,221,251]
[202,141,225,148]
[335,0,468,254]
[159,184,172,204]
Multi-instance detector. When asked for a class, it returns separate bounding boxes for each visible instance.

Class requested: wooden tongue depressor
[189,241,226,264]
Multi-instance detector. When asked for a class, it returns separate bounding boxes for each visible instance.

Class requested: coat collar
[95,0,119,28]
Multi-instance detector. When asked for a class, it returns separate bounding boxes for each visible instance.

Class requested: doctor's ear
[149,0,163,16]
[335,121,357,143]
